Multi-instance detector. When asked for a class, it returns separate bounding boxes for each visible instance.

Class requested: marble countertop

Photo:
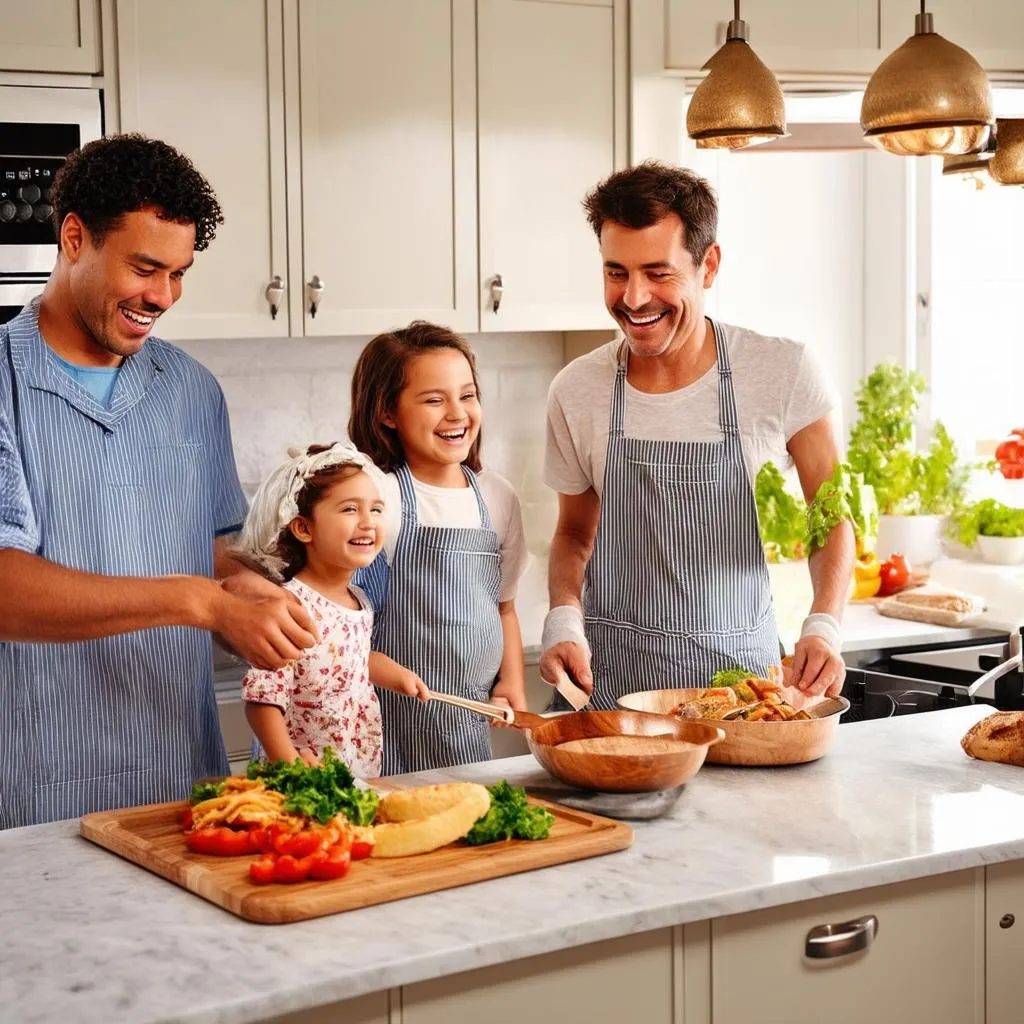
[6,706,1024,1024]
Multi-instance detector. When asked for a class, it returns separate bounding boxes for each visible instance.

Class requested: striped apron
[371,464,503,774]
[580,319,779,710]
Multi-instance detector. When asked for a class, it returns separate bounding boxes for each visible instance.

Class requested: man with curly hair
[0,134,317,827]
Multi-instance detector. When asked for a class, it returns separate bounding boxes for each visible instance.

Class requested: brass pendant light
[686,0,787,151]
[990,119,1024,185]
[861,1,993,156]
[941,152,991,189]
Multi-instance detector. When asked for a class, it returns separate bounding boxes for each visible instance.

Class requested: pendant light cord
[735,0,741,20]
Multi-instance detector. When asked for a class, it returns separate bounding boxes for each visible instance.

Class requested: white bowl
[978,535,1024,566]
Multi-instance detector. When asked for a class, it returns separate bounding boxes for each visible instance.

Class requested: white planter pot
[875,514,945,568]
[977,535,1024,566]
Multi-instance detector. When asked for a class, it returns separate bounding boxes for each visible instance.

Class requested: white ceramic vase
[875,514,946,568]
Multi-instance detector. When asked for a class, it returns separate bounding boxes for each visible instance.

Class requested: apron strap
[394,463,494,535]
[710,319,742,445]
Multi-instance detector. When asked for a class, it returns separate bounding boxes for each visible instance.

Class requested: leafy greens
[463,780,554,845]
[955,499,1024,547]
[245,748,380,826]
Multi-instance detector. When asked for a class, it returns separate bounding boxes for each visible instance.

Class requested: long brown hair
[349,321,483,474]
[274,445,365,580]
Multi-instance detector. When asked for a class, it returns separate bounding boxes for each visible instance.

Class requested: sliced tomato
[275,830,324,859]
[310,848,351,881]
[350,840,373,861]
[272,854,310,884]
[181,807,193,831]
[186,826,257,857]
[249,855,277,885]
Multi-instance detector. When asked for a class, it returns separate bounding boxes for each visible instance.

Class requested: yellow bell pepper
[853,553,881,582]
[851,574,882,601]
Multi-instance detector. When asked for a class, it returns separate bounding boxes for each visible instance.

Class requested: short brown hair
[583,160,718,266]
[349,321,483,474]
[274,446,365,580]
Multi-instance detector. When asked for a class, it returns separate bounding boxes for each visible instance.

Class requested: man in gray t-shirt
[539,161,853,710]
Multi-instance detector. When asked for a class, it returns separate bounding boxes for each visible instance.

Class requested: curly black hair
[50,133,224,251]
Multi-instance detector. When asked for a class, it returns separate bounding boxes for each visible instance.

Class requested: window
[925,89,1024,454]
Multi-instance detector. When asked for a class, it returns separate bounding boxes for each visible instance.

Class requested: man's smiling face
[600,213,720,359]
[64,205,195,360]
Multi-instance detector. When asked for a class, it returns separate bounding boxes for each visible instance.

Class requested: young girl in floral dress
[236,442,427,776]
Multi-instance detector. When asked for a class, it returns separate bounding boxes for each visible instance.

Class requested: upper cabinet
[0,0,101,74]
[296,0,477,337]
[882,0,1024,74]
[478,0,623,333]
[666,0,884,77]
[113,0,626,340]
[116,0,289,341]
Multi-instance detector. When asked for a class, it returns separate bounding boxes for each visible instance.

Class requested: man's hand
[539,641,593,694]
[788,635,845,697]
[212,579,318,671]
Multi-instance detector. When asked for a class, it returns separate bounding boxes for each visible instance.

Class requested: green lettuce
[463,780,554,845]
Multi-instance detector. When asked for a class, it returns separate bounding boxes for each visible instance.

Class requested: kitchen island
[5,706,1024,1024]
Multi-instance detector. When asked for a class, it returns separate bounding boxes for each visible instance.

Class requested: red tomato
[181,807,193,831]
[310,848,351,881]
[996,438,1024,463]
[249,855,276,885]
[272,854,310,884]
[275,830,324,859]
[350,840,373,861]
[878,553,911,597]
[186,826,258,857]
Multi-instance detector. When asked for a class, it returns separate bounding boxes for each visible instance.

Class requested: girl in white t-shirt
[349,321,528,774]
[236,442,428,776]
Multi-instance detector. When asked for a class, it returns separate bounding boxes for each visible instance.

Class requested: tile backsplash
[175,331,567,556]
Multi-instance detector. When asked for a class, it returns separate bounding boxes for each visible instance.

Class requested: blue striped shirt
[0,301,249,828]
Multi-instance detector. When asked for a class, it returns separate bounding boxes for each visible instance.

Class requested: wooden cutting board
[80,796,634,924]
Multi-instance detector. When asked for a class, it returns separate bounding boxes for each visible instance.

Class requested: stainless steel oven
[0,86,103,324]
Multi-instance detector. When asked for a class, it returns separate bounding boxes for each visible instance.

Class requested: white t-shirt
[545,322,840,496]
[377,469,528,603]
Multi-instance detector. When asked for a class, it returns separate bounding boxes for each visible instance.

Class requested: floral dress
[242,578,383,776]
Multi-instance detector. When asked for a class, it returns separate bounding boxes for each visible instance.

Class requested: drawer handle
[805,914,878,959]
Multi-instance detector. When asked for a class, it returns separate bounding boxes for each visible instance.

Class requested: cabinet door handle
[490,273,503,314]
[805,914,878,959]
[264,275,285,320]
[307,275,325,318]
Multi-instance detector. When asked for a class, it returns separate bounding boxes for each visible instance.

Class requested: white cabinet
[401,928,677,1024]
[986,860,1024,1024]
[116,0,289,341]
[0,0,101,73]
[478,0,623,333]
[882,0,1024,74]
[295,0,477,337]
[709,870,984,1024]
[665,0,883,76]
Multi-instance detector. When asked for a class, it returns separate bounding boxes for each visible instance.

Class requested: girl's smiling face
[289,469,385,573]
[385,349,482,481]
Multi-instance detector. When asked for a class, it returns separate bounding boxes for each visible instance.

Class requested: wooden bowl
[615,689,849,766]
[525,710,724,793]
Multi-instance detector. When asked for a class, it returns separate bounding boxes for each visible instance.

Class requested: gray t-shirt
[544,322,840,497]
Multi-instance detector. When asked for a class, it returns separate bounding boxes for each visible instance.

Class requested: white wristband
[800,613,841,652]
[542,605,591,656]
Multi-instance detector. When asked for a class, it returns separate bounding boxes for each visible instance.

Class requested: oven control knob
[0,199,16,222]
[17,184,41,204]
[14,201,33,222]
[33,203,54,223]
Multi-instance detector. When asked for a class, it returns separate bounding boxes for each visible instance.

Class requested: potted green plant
[846,364,968,567]
[954,499,1024,565]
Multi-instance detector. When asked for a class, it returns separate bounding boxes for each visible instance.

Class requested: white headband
[237,441,384,580]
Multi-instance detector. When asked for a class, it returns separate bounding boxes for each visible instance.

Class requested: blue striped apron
[371,464,502,774]
[580,319,778,709]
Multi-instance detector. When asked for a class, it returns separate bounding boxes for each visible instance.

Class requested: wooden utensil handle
[551,663,590,711]
[428,691,514,725]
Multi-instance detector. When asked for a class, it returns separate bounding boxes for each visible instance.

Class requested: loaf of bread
[894,591,981,614]
[961,712,1024,767]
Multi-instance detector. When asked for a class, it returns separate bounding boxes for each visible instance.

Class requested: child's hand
[298,748,320,767]
[489,690,526,727]
[399,670,430,702]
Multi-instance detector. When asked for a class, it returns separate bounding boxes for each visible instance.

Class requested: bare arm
[0,547,220,643]
[368,652,429,700]
[787,415,854,696]
[244,702,306,764]
[490,601,526,712]
[539,489,602,690]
